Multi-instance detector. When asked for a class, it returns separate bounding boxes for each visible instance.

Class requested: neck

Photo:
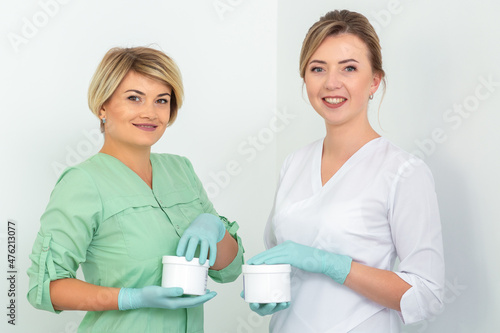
[323,118,379,160]
[100,141,153,188]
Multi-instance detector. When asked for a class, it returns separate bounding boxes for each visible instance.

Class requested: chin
[132,139,160,149]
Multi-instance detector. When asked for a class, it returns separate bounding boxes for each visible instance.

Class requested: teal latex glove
[247,240,352,284]
[176,213,226,266]
[240,291,290,316]
[250,302,290,316]
[118,286,216,310]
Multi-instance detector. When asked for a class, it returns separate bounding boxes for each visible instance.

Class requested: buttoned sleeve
[182,157,244,283]
[388,157,445,324]
[26,167,101,313]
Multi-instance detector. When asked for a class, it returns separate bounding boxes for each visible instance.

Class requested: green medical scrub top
[27,153,244,333]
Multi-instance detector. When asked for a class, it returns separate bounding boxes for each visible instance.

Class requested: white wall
[0,0,499,332]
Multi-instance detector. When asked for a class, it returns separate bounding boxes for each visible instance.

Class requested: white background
[0,0,499,332]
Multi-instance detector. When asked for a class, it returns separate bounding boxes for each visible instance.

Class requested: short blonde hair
[88,46,184,131]
[299,10,386,84]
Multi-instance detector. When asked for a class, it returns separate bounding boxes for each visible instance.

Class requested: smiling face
[99,70,172,154]
[304,33,381,129]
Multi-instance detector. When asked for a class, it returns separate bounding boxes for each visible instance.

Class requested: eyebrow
[338,58,359,64]
[308,58,359,65]
[309,60,327,65]
[125,89,171,97]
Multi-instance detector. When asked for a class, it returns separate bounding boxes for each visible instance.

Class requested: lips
[133,123,158,132]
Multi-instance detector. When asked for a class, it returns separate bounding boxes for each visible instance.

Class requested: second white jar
[242,264,291,303]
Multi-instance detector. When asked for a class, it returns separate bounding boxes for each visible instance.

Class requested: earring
[369,94,374,100]
[102,118,106,124]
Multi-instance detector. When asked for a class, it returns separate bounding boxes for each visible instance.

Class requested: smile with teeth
[134,124,157,128]
[324,97,347,104]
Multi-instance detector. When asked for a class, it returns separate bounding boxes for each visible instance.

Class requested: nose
[140,102,158,120]
[324,71,342,91]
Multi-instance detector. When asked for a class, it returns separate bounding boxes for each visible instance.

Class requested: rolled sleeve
[26,168,101,313]
[209,216,244,283]
[388,158,445,324]
[396,272,444,324]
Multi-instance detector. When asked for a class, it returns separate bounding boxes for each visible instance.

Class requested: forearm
[210,230,238,271]
[343,261,411,311]
[50,278,120,311]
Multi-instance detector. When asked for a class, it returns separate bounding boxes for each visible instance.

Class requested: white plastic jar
[161,256,209,295]
[242,264,291,303]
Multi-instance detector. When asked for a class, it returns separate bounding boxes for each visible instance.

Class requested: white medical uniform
[264,137,444,333]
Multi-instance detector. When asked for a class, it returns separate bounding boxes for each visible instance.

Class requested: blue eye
[345,66,356,72]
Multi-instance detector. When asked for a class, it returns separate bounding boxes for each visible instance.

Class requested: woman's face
[304,33,381,129]
[100,70,172,152]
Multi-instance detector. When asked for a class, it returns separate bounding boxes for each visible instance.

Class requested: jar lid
[242,264,291,274]
[162,255,209,268]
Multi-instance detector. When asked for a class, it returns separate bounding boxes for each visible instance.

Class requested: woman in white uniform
[246,10,445,332]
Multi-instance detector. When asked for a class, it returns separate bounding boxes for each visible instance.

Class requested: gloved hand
[250,302,291,316]
[240,291,290,316]
[176,213,226,266]
[118,286,216,310]
[247,240,352,284]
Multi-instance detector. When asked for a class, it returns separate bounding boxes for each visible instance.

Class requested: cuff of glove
[323,254,353,285]
[118,288,139,311]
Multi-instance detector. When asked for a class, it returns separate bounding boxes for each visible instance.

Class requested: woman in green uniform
[27,46,244,332]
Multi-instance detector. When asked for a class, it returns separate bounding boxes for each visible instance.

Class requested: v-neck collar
[311,137,383,194]
[97,152,156,192]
